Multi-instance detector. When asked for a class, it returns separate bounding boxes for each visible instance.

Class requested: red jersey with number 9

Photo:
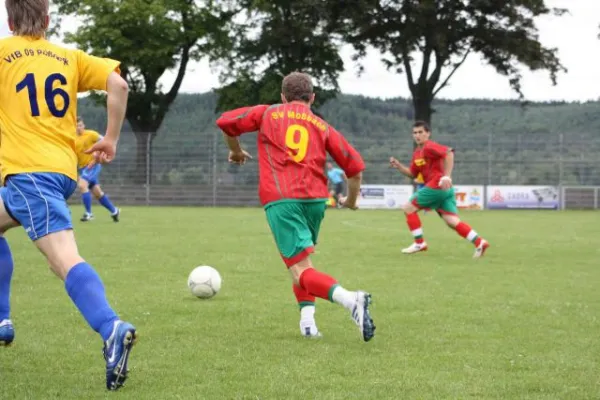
[216,102,365,206]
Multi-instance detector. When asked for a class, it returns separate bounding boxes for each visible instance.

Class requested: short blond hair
[282,72,313,102]
[6,0,49,38]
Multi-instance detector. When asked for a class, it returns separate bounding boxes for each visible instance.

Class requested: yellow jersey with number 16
[0,35,120,182]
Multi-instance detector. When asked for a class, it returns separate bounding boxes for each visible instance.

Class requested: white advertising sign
[486,185,559,209]
[454,185,484,210]
[358,185,413,209]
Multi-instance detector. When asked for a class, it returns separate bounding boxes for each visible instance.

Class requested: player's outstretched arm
[105,72,129,143]
[216,105,269,164]
[216,105,269,136]
[439,150,454,189]
[389,157,414,178]
[343,172,362,210]
[85,72,128,165]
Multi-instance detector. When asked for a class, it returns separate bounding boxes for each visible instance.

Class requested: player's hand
[229,149,253,165]
[439,176,452,190]
[389,157,402,169]
[85,137,117,166]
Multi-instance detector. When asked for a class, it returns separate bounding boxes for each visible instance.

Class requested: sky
[1,0,598,102]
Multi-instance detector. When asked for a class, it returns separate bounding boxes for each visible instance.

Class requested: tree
[52,0,232,183]
[214,0,344,113]
[328,0,567,126]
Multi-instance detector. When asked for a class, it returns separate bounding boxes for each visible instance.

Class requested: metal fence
[72,131,600,207]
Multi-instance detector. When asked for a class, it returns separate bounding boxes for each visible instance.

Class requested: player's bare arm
[85,72,128,165]
[389,157,414,178]
[224,134,252,165]
[440,150,454,190]
[341,172,362,210]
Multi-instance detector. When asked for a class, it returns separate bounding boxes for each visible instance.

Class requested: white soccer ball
[187,266,222,299]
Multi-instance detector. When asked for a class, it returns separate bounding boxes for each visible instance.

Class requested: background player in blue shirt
[326,162,346,208]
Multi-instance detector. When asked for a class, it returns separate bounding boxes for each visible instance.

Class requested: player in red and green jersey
[215,72,375,342]
[389,121,490,258]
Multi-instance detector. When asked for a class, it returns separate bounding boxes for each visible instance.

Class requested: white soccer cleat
[401,242,428,254]
[350,291,375,342]
[300,324,322,339]
[473,240,490,259]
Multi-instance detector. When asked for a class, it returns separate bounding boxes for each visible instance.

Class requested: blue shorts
[0,173,77,241]
[79,164,102,188]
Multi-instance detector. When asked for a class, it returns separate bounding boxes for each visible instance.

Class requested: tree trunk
[412,95,433,126]
[410,92,434,190]
[133,131,155,185]
[411,93,434,155]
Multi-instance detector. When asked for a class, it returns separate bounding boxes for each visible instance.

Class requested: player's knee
[0,200,19,234]
[288,258,313,286]
[78,181,89,192]
[35,230,84,281]
[443,215,460,228]
[92,187,103,199]
[402,202,418,214]
[47,253,84,281]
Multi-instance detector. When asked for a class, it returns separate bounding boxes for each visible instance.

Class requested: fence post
[558,133,564,185]
[212,130,218,207]
[487,132,492,185]
[145,132,151,206]
[517,133,522,183]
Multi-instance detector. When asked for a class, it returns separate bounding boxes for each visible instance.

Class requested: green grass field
[2,207,599,399]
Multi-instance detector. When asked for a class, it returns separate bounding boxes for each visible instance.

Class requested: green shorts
[410,187,458,215]
[265,199,327,267]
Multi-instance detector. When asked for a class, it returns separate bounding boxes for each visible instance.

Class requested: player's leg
[266,202,320,337]
[8,173,136,389]
[36,230,137,389]
[289,256,375,342]
[291,201,327,338]
[0,190,20,346]
[265,201,375,342]
[291,282,318,337]
[417,184,428,215]
[78,175,94,221]
[91,184,120,222]
[334,183,344,208]
[401,188,437,254]
[438,189,490,258]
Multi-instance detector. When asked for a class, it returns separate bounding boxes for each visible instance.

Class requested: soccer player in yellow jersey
[0,0,136,391]
[76,117,120,222]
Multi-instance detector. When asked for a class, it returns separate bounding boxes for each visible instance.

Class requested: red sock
[293,284,315,309]
[299,268,338,301]
[454,222,482,246]
[405,212,424,243]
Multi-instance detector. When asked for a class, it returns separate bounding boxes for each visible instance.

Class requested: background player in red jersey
[215,72,376,342]
[389,121,490,258]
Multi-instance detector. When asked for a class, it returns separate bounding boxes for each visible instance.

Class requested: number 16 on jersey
[16,72,70,118]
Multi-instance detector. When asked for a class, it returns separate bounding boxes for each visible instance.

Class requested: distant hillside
[77,93,600,186]
[78,92,600,136]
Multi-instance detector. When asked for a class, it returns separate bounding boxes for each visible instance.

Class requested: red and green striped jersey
[216,102,365,206]
[409,140,453,189]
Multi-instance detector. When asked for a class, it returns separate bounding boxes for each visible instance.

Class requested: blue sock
[98,194,117,214]
[82,192,92,214]
[65,262,119,341]
[0,238,13,321]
